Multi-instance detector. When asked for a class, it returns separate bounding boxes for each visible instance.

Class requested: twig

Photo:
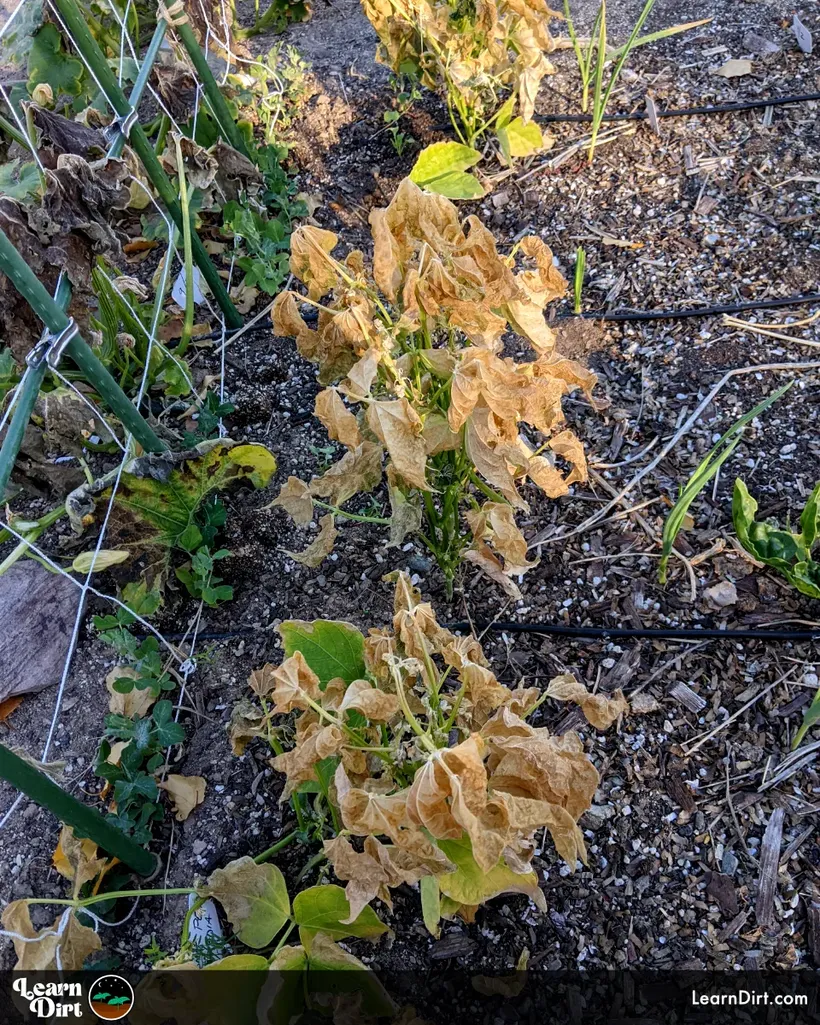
[682,667,795,756]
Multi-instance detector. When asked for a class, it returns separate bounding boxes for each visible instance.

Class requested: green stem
[313,500,391,525]
[254,830,299,864]
[467,468,505,504]
[174,135,195,357]
[272,920,296,955]
[295,849,327,885]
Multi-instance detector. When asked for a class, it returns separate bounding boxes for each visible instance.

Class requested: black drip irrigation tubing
[204,291,820,343]
[139,622,820,644]
[559,292,820,324]
[536,91,820,124]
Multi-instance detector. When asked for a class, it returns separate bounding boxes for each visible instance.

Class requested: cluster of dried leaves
[361,0,558,129]
[241,573,627,928]
[271,178,595,594]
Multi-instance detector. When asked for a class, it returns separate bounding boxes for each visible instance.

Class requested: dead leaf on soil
[160,774,206,821]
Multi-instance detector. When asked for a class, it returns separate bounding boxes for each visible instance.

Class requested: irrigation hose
[561,292,820,324]
[137,622,820,644]
[536,91,820,124]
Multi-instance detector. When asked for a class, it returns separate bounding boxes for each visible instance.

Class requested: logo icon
[88,975,134,1020]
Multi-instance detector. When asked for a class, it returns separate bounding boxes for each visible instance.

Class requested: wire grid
[0,0,237,906]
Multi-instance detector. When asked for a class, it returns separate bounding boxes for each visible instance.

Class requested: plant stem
[295,849,327,885]
[467,468,505,504]
[312,500,391,525]
[175,135,195,357]
[254,830,299,864]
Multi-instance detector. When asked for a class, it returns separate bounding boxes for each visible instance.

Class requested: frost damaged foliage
[270,178,595,595]
[361,0,559,144]
[239,572,627,933]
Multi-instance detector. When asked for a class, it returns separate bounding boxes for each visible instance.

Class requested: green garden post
[0,227,167,453]
[0,742,156,875]
[0,275,72,499]
[107,19,167,160]
[50,0,243,329]
[168,16,252,159]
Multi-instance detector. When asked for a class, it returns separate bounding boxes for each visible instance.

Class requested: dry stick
[724,315,820,348]
[528,360,820,551]
[756,807,785,928]
[682,666,796,756]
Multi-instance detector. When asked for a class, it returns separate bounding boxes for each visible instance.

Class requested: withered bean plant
[236,572,628,934]
[361,0,559,146]
[270,178,595,597]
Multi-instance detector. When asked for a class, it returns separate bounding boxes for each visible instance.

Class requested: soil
[1,0,819,979]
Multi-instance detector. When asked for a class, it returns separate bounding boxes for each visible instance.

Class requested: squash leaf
[292,884,388,945]
[435,834,545,909]
[204,856,291,948]
[27,23,86,99]
[409,141,484,199]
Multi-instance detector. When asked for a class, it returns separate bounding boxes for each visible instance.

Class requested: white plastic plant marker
[186,894,224,947]
[172,266,205,309]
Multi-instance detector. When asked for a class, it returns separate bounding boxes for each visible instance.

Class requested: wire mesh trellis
[0,0,245,920]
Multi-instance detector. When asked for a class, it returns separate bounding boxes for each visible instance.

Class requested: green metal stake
[50,0,242,330]
[0,275,72,500]
[169,18,251,159]
[0,227,167,454]
[107,19,167,160]
[0,742,156,875]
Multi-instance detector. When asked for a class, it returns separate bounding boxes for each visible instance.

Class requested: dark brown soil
[1,0,819,978]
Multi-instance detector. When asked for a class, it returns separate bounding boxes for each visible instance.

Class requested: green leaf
[260,946,308,1025]
[278,620,365,688]
[205,857,291,948]
[204,954,269,970]
[420,170,485,200]
[27,23,85,98]
[0,160,42,203]
[409,142,483,198]
[435,835,545,909]
[497,117,543,162]
[67,441,276,590]
[799,482,820,548]
[493,94,516,131]
[420,875,441,938]
[292,884,387,944]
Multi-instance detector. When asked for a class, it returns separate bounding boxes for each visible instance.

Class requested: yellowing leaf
[106,667,155,718]
[290,225,340,299]
[386,465,423,548]
[314,389,361,450]
[1,902,101,970]
[269,476,315,526]
[409,141,482,191]
[367,399,429,492]
[160,774,206,821]
[308,441,383,507]
[52,826,106,897]
[71,549,130,574]
[497,117,545,161]
[435,835,545,911]
[285,514,338,568]
[545,674,629,729]
[205,856,291,948]
[278,619,366,687]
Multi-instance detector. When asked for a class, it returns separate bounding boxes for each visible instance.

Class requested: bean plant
[236,572,628,934]
[271,177,595,597]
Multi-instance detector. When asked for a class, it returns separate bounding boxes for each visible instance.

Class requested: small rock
[407,554,432,575]
[742,31,780,56]
[721,849,739,877]
[704,580,738,607]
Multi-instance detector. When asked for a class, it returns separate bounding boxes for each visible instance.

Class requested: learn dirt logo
[88,975,134,1020]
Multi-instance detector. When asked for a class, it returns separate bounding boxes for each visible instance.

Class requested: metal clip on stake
[26,319,80,370]
[105,106,139,148]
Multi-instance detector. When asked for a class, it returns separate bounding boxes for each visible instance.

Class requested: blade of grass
[793,687,820,750]
[607,17,712,60]
[573,247,586,314]
[587,0,608,160]
[592,0,657,159]
[658,380,792,583]
[581,6,602,113]
[563,0,588,107]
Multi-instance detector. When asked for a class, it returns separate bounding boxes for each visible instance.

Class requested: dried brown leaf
[367,399,429,491]
[309,441,383,507]
[285,514,338,568]
[290,225,340,299]
[160,774,206,822]
[545,674,628,729]
[314,389,361,450]
[269,476,315,526]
